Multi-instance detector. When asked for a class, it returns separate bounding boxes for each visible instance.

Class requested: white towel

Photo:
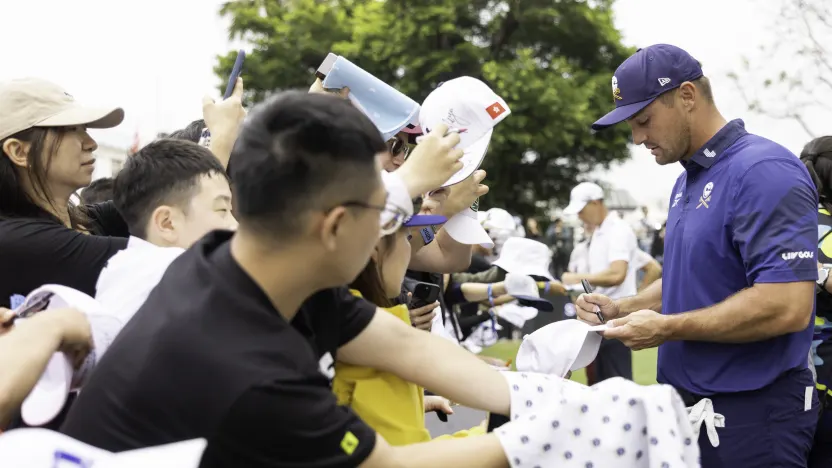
[497,372,700,467]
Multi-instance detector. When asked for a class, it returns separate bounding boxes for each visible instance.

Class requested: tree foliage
[216,0,634,216]
[727,0,832,139]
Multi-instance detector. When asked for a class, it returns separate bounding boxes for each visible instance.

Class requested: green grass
[480,340,658,385]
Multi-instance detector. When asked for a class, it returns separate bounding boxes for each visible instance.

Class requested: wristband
[420,226,435,245]
[487,284,494,307]
[544,282,551,294]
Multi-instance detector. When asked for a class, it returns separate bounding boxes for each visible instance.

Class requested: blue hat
[591,44,703,130]
[403,214,447,227]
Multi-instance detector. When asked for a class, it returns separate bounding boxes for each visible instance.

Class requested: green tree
[216,0,634,217]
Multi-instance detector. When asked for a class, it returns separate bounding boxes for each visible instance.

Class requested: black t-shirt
[0,202,129,308]
[60,231,378,468]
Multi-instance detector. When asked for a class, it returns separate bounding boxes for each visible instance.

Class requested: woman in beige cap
[0,77,126,312]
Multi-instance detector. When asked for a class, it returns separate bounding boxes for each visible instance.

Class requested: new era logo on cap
[658,77,671,86]
[486,102,506,119]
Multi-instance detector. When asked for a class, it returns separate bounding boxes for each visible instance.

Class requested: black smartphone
[315,53,338,80]
[410,282,440,309]
[199,49,245,148]
[223,49,246,99]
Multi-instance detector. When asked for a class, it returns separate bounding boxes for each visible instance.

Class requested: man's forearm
[409,229,472,273]
[397,330,510,416]
[0,317,63,426]
[615,279,662,316]
[579,266,626,288]
[460,282,506,303]
[391,434,508,468]
[664,283,813,343]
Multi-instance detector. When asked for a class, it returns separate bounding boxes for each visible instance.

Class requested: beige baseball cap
[0,77,124,141]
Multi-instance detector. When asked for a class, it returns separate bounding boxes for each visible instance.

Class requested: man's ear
[320,206,347,251]
[2,138,30,168]
[149,205,178,244]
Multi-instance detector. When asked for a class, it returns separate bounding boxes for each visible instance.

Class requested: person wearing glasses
[60,90,547,468]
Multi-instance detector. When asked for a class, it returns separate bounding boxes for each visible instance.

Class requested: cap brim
[37,105,124,130]
[590,97,657,131]
[441,129,491,188]
[515,296,555,312]
[404,214,447,227]
[21,353,72,426]
[562,199,587,216]
[444,208,494,248]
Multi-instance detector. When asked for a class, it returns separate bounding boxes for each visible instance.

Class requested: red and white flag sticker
[486,101,506,119]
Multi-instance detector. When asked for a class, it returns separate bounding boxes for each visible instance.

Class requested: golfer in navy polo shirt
[576,43,819,466]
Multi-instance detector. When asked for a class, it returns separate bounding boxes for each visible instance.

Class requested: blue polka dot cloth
[497,372,700,467]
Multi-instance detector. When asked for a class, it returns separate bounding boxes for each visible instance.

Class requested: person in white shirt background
[95,139,238,325]
[560,182,639,384]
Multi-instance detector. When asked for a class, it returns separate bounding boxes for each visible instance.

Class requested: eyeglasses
[387,136,411,159]
[343,200,411,236]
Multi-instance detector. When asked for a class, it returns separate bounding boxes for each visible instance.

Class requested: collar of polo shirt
[683,119,748,170]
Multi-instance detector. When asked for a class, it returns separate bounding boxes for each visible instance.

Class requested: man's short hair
[114,139,228,239]
[80,177,114,204]
[230,91,386,239]
[658,76,714,106]
[168,119,205,143]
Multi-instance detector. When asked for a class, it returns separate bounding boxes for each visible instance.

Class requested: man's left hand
[601,309,670,351]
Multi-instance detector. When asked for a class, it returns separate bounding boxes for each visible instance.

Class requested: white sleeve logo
[781,251,814,261]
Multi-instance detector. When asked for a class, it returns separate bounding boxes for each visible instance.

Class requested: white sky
[0,0,827,211]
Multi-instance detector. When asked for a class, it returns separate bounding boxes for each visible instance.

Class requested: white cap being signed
[418,76,510,187]
[515,319,603,377]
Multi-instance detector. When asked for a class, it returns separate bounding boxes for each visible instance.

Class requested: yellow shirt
[332,291,431,446]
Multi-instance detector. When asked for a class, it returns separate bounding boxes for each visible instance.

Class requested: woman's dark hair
[800,136,832,213]
[0,127,89,229]
[349,234,398,308]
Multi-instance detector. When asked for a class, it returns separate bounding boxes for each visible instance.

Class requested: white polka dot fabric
[498,372,700,467]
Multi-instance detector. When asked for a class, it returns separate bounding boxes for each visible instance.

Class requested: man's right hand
[397,123,464,197]
[575,293,620,325]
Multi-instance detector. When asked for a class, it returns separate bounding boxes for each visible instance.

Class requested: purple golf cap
[592,44,703,131]
[403,214,447,227]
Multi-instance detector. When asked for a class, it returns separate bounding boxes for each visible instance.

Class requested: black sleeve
[333,287,377,346]
[203,383,377,468]
[0,219,127,301]
[84,201,130,237]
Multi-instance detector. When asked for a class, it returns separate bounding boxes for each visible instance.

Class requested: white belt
[687,398,725,447]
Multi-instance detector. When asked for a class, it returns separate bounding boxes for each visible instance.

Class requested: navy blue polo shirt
[658,119,818,395]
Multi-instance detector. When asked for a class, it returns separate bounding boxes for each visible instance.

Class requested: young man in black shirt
[60,91,528,467]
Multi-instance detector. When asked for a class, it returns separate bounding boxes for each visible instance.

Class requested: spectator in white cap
[562,181,639,383]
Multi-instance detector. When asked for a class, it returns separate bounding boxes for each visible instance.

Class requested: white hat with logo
[418,76,510,187]
[563,182,605,216]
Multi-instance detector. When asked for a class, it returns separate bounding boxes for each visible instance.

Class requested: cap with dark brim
[403,214,447,227]
[591,96,658,131]
[515,295,555,312]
